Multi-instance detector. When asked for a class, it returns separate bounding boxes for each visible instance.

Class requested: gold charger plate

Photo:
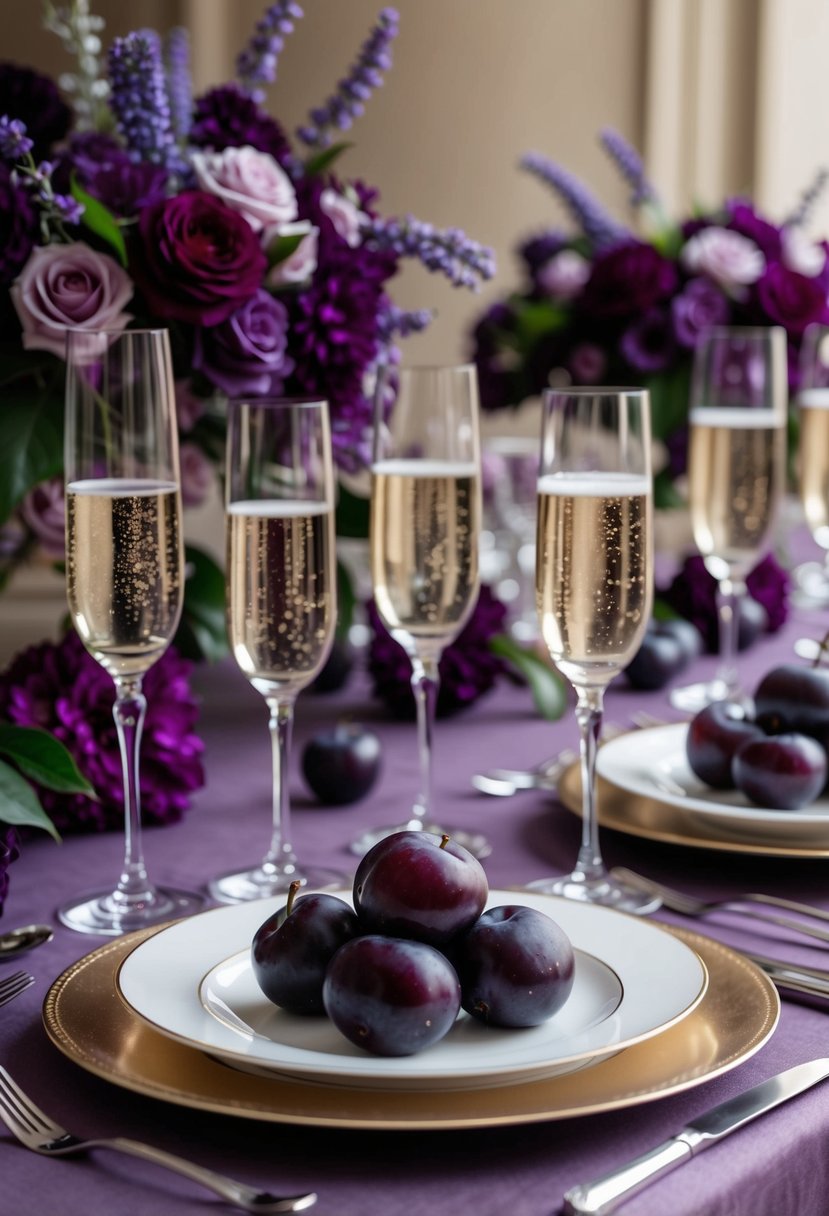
[558,728,829,858]
[42,925,778,1130]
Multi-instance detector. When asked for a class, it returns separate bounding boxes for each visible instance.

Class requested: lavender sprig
[1,119,84,241]
[164,27,193,144]
[0,117,33,162]
[599,127,657,207]
[377,303,434,343]
[297,8,399,150]
[236,1,303,103]
[43,0,109,131]
[107,31,185,179]
[520,151,628,250]
[361,214,496,291]
[787,167,829,228]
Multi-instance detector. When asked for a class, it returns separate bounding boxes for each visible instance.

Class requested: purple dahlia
[0,62,72,159]
[0,632,205,835]
[662,553,789,651]
[366,586,508,719]
[190,85,293,167]
[55,132,169,218]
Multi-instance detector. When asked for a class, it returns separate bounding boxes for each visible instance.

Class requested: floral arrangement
[0,1,494,649]
[470,128,829,506]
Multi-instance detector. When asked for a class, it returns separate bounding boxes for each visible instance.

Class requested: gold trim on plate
[42,925,779,1129]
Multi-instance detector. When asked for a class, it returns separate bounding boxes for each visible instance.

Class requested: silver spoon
[0,924,53,959]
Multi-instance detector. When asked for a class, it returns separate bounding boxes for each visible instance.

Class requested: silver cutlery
[0,925,53,960]
[611,868,829,943]
[0,971,34,1008]
[0,1065,316,1213]
[562,1057,829,1215]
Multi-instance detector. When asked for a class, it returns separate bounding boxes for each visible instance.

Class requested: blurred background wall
[3,0,827,366]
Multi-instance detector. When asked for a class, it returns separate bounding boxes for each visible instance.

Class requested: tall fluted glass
[61,327,203,935]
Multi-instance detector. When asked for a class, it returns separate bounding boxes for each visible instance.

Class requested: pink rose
[11,242,133,359]
[681,227,765,293]
[191,145,297,233]
[266,223,319,287]
[320,189,367,248]
[537,250,590,300]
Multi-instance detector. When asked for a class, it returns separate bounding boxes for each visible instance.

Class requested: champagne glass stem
[112,676,153,908]
[715,576,743,695]
[574,686,605,885]
[410,653,440,825]
[264,696,298,871]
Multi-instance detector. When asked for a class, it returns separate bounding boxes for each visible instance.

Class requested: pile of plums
[251,831,575,1057]
[686,663,829,810]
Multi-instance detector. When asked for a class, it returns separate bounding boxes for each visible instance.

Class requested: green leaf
[335,483,370,539]
[265,230,305,268]
[71,175,128,266]
[0,725,94,798]
[0,758,60,840]
[0,380,64,525]
[176,544,228,662]
[644,361,692,441]
[304,142,353,178]
[489,634,567,721]
[653,467,686,510]
[336,558,357,639]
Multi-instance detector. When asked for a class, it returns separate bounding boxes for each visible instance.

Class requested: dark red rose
[130,190,266,326]
[580,240,677,319]
[756,262,829,336]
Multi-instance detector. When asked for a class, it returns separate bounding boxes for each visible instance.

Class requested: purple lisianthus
[0,632,204,834]
[619,308,676,373]
[756,262,829,336]
[194,289,294,397]
[366,586,508,719]
[580,240,677,319]
[0,62,72,159]
[671,277,731,348]
[131,190,266,326]
[190,84,293,167]
[0,828,19,915]
[19,478,65,558]
[0,163,38,287]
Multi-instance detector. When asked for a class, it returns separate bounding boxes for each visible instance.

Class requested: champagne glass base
[57,886,204,937]
[349,820,492,860]
[208,862,347,905]
[669,677,735,714]
[524,872,661,915]
[791,561,829,608]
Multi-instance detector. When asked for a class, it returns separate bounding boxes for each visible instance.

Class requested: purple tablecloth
[2,558,829,1216]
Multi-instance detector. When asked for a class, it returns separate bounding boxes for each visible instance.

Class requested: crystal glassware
[350,364,487,858]
[525,387,659,912]
[794,323,829,607]
[209,397,346,903]
[670,326,787,712]
[486,434,539,642]
[60,327,204,935]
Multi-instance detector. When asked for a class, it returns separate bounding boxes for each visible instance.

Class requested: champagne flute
[209,397,346,903]
[61,327,203,935]
[350,364,487,858]
[795,323,829,607]
[526,387,658,911]
[670,326,787,712]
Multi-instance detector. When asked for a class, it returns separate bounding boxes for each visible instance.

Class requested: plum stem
[439,834,450,850]
[813,629,829,668]
[285,880,301,917]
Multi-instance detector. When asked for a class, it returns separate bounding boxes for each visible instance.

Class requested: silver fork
[0,1066,316,1213]
[611,868,829,944]
[0,971,34,1007]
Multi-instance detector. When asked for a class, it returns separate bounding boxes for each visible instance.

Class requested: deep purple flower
[671,277,731,348]
[194,289,294,396]
[469,301,523,412]
[756,262,829,336]
[581,240,677,318]
[568,341,607,383]
[366,586,509,719]
[662,553,788,651]
[0,63,72,159]
[190,85,293,167]
[0,163,38,287]
[0,116,32,161]
[0,632,204,834]
[619,308,676,372]
[727,200,782,262]
[518,229,567,279]
[0,828,19,915]
[746,553,792,632]
[131,190,266,326]
[56,133,169,218]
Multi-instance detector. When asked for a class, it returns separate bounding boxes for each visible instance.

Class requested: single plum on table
[301,723,381,806]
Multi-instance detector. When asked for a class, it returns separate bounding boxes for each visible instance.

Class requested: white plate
[596,724,829,848]
[116,891,707,1092]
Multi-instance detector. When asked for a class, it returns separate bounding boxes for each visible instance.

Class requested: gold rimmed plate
[559,723,829,857]
[43,924,778,1129]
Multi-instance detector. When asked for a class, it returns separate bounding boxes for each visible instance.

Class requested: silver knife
[562,1058,829,1215]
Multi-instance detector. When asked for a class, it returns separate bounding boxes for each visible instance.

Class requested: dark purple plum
[301,723,381,806]
[353,830,489,948]
[737,595,769,651]
[754,664,829,738]
[454,905,575,1028]
[686,701,764,789]
[323,935,461,1056]
[308,636,355,694]
[732,734,827,810]
[625,618,702,690]
[251,884,360,1015]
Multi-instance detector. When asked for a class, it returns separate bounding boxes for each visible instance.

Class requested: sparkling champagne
[227,500,335,695]
[799,389,829,544]
[688,407,783,575]
[66,478,183,678]
[370,459,480,650]
[536,472,652,687]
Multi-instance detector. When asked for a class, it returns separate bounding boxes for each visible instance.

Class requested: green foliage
[175,544,229,662]
[265,230,306,269]
[336,559,356,639]
[71,175,128,266]
[0,761,60,839]
[644,360,692,442]
[0,379,64,525]
[304,142,353,178]
[488,634,567,721]
[335,482,370,538]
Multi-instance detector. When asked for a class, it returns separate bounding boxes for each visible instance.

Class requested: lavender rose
[10,242,134,359]
[619,308,676,373]
[132,191,266,326]
[193,289,294,396]
[537,249,590,300]
[191,145,297,233]
[178,442,215,508]
[581,240,677,318]
[671,277,730,348]
[681,226,764,294]
[19,478,65,557]
[756,263,829,336]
